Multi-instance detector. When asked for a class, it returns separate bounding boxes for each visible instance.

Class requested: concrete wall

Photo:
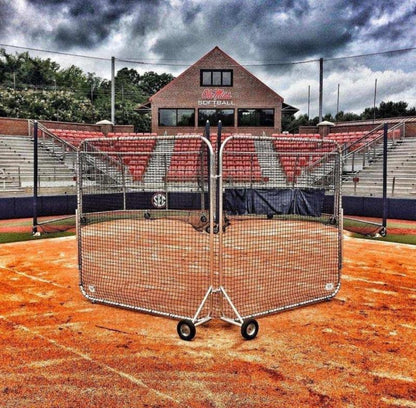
[0,117,30,135]
[299,119,416,137]
[0,117,133,136]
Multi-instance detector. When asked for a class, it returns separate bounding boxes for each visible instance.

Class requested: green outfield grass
[350,233,416,246]
[0,215,415,245]
[0,231,75,244]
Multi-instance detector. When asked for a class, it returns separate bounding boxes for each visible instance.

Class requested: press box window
[159,109,195,126]
[200,70,233,86]
[198,109,234,127]
[237,109,274,127]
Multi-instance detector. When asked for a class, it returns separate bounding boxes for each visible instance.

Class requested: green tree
[335,111,360,122]
[139,71,174,96]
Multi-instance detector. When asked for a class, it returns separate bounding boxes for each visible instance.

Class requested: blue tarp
[223,188,326,217]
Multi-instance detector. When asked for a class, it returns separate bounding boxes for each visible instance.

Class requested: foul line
[0,315,180,404]
[0,266,68,289]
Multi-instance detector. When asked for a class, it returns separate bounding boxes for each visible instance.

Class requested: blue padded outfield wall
[0,193,415,221]
[223,189,325,217]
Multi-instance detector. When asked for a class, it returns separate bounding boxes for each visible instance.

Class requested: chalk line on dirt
[0,315,180,404]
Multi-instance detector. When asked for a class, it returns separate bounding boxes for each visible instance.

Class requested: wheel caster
[241,318,259,340]
[200,214,207,223]
[379,227,387,237]
[80,216,87,225]
[144,212,151,220]
[329,216,337,225]
[205,225,219,234]
[267,213,273,219]
[177,319,196,341]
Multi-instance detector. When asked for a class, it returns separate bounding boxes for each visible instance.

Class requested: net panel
[343,216,385,237]
[77,136,213,320]
[219,136,342,319]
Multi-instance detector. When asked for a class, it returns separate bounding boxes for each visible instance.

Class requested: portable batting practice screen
[76,129,343,340]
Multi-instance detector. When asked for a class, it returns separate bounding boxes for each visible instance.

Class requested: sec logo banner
[151,192,167,209]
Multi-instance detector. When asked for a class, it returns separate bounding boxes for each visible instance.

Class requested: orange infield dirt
[0,236,415,407]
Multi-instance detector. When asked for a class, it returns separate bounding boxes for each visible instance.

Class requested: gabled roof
[147,46,283,103]
[282,103,299,115]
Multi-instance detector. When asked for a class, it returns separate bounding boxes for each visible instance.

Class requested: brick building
[137,46,296,136]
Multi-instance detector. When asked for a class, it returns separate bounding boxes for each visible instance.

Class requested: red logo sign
[201,89,232,100]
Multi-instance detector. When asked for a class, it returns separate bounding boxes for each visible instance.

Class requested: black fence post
[32,121,38,235]
[382,122,388,231]
[205,121,211,211]
[216,120,222,224]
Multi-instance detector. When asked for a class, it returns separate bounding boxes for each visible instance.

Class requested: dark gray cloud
[0,1,16,36]
[4,0,413,64]
[2,0,415,114]
[25,0,161,49]
[147,0,414,68]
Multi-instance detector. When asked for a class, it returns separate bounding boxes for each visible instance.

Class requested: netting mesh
[78,136,213,320]
[343,216,385,237]
[219,136,342,319]
[37,215,76,234]
[77,135,342,324]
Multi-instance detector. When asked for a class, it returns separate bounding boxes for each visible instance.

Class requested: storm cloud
[1,0,415,116]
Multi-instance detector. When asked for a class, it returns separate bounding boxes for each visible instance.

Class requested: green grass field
[350,232,416,245]
[0,231,75,244]
[0,215,415,245]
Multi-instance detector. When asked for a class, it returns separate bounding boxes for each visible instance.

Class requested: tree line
[283,101,416,133]
[0,49,173,131]
[1,48,415,133]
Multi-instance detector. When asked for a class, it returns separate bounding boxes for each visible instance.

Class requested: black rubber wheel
[379,227,387,237]
[267,214,274,220]
[144,212,151,220]
[241,319,259,340]
[329,216,337,225]
[200,214,207,223]
[80,216,87,225]
[177,319,196,341]
[205,224,219,234]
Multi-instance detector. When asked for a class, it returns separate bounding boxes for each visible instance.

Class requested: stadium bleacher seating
[166,134,266,183]
[166,135,204,182]
[221,136,264,183]
[46,127,401,188]
[49,129,157,181]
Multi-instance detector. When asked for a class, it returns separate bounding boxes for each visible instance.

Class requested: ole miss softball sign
[198,89,234,106]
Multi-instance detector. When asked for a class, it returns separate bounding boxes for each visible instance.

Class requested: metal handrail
[341,121,405,172]
[28,120,78,170]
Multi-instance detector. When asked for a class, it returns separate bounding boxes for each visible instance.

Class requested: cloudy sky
[1,0,415,117]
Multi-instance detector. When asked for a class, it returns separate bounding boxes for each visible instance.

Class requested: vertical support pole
[215,121,222,224]
[373,78,378,124]
[111,56,116,125]
[121,155,126,211]
[32,121,38,235]
[307,85,310,119]
[336,83,340,117]
[76,146,83,273]
[319,58,323,123]
[205,120,211,214]
[163,152,169,210]
[382,123,388,229]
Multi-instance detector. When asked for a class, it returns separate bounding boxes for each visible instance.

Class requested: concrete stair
[254,139,286,186]
[342,137,416,197]
[0,135,76,196]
